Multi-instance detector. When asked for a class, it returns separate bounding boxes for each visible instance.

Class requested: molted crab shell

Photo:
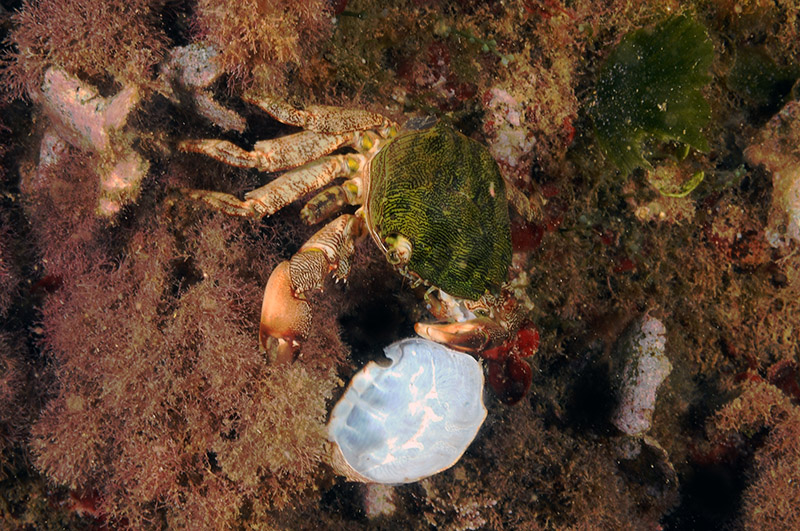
[367,122,512,300]
[327,338,487,484]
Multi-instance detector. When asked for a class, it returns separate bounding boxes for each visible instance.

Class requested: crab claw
[415,317,508,353]
[260,261,312,364]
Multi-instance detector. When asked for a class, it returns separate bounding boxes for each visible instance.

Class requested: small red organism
[30,274,64,295]
[329,0,348,16]
[481,324,539,404]
[510,217,544,252]
[517,326,540,355]
[612,256,637,274]
[425,41,451,80]
[64,488,105,521]
[594,225,616,246]
[543,195,566,233]
[562,116,576,147]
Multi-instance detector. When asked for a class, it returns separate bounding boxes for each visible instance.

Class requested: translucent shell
[327,338,487,484]
[368,122,512,300]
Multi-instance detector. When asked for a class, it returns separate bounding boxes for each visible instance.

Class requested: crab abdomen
[368,122,512,300]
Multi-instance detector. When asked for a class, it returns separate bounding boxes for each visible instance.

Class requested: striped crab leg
[243,95,396,136]
[180,153,365,218]
[179,130,358,173]
[261,213,366,363]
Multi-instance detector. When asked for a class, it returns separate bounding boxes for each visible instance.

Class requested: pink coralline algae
[25,68,148,217]
[612,315,672,437]
[482,87,537,184]
[745,100,800,248]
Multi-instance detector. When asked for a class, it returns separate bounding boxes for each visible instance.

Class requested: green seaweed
[591,15,714,174]
[656,170,704,198]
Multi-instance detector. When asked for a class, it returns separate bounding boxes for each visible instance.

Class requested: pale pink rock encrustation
[39,68,139,153]
[745,100,800,248]
[363,484,396,518]
[613,315,672,437]
[29,68,148,217]
[482,87,536,184]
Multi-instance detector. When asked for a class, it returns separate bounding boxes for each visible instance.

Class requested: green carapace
[368,122,512,301]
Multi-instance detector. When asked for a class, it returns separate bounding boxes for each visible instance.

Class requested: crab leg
[415,318,509,353]
[181,154,362,218]
[260,213,366,362]
[300,177,364,225]
[415,290,523,353]
[505,181,544,223]
[242,95,396,135]
[179,130,356,172]
[245,155,364,218]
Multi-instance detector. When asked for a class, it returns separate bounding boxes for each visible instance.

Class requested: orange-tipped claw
[260,261,312,363]
[415,317,507,353]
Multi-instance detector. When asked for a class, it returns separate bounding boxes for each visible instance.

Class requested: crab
[179,97,539,399]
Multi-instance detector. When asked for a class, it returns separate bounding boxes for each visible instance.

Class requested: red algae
[192,0,334,93]
[28,207,341,528]
[2,0,168,99]
[704,381,800,529]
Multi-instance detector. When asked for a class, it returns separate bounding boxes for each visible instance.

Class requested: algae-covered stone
[612,315,672,437]
[591,15,713,174]
[745,100,800,248]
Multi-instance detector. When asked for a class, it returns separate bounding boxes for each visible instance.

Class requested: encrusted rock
[745,100,800,248]
[482,87,536,184]
[612,315,672,436]
[158,44,247,133]
[363,483,397,518]
[29,68,148,217]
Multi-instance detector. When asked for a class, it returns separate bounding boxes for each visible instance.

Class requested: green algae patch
[591,15,714,174]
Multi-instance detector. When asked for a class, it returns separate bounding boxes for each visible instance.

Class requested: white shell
[328,338,487,484]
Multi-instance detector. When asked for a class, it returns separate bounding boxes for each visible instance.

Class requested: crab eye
[384,234,412,265]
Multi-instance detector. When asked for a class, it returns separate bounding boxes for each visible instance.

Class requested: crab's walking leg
[181,154,363,218]
[245,154,364,217]
[242,95,397,135]
[261,213,365,363]
[505,181,544,223]
[300,177,364,225]
[179,130,356,172]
